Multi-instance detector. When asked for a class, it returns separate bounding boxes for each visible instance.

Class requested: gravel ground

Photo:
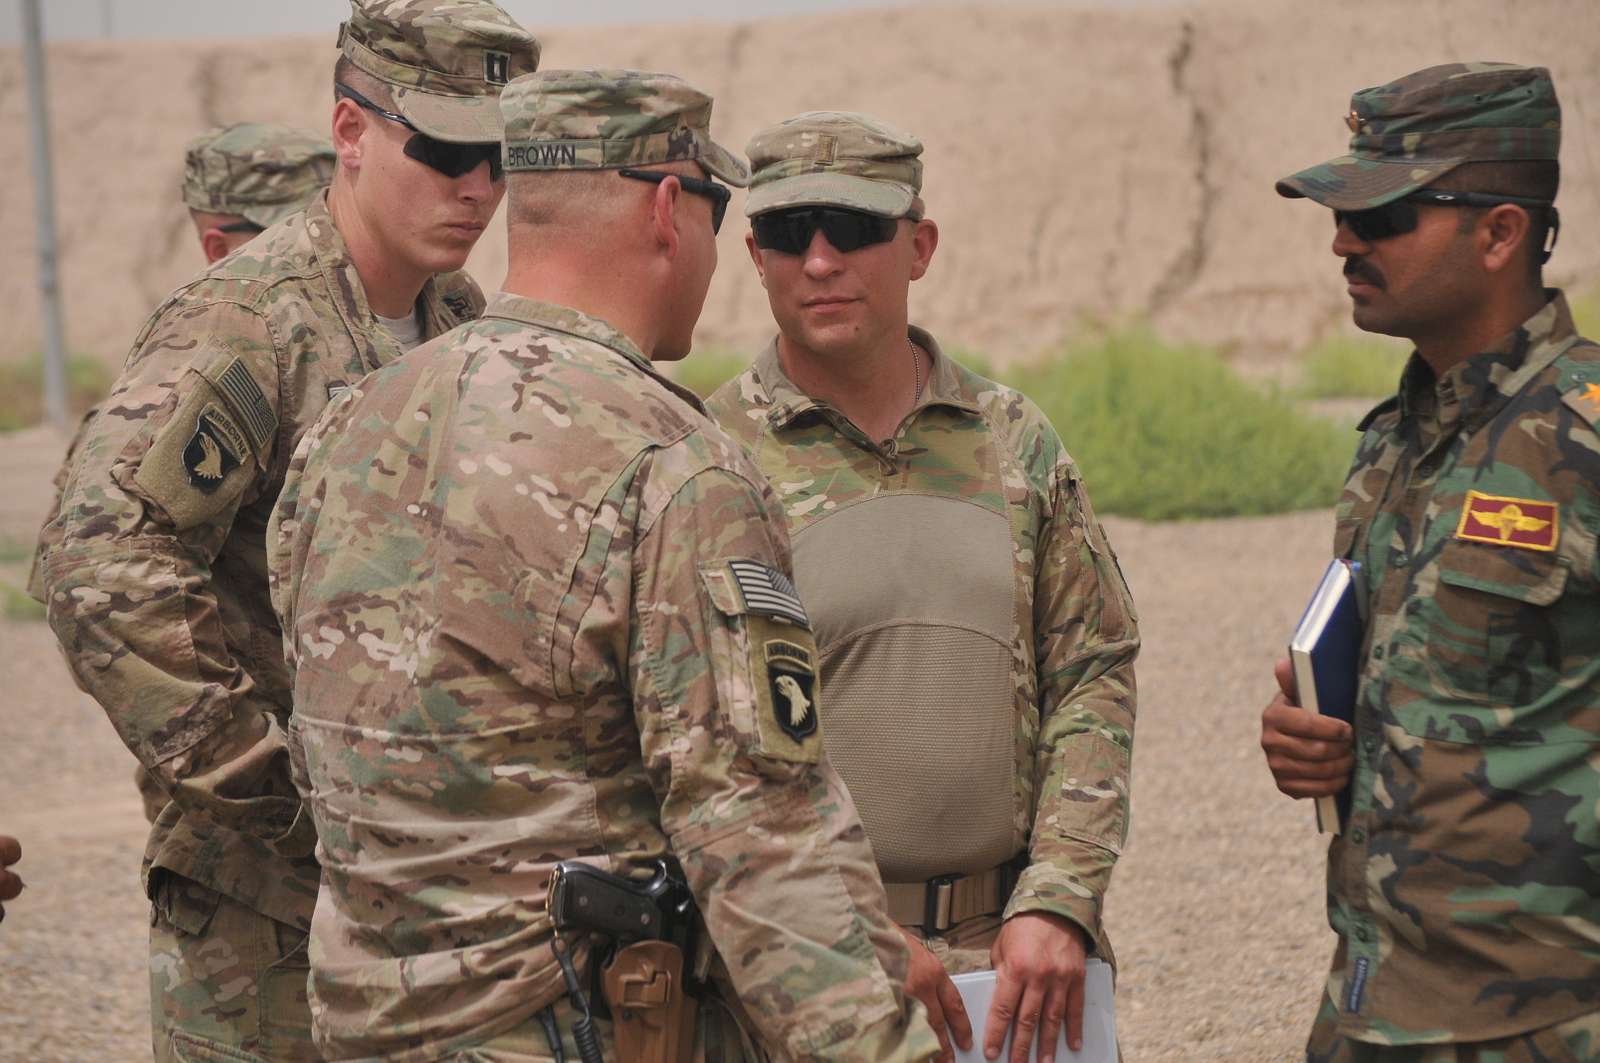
[0,426,1338,1061]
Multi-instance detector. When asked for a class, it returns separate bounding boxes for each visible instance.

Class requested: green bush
[1296,334,1406,399]
[0,580,43,622]
[669,348,753,399]
[0,353,113,432]
[1002,328,1352,520]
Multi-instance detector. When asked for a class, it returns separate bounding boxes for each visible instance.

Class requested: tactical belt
[884,855,1027,936]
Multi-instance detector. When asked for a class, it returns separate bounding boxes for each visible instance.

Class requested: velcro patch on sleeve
[131,367,269,530]
[726,559,810,627]
[750,616,822,764]
[698,560,823,765]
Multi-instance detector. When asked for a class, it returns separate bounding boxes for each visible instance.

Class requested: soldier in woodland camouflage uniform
[1262,64,1600,1061]
[29,122,336,826]
[183,122,337,264]
[268,69,940,1062]
[704,112,1138,1063]
[31,2,537,1059]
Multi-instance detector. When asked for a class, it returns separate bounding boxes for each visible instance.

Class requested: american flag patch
[215,358,278,452]
[728,560,809,627]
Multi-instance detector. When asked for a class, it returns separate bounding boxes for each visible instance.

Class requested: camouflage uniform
[32,3,537,1059]
[1278,65,1600,1057]
[707,112,1139,971]
[30,122,337,828]
[182,123,337,228]
[267,71,939,1063]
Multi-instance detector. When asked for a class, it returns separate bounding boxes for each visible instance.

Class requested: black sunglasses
[751,207,899,255]
[617,167,731,234]
[1334,189,1556,245]
[336,83,503,182]
[216,221,265,235]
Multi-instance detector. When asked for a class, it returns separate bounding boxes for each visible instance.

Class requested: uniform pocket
[1418,539,1572,738]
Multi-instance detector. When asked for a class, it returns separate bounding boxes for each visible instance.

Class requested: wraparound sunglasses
[336,83,503,182]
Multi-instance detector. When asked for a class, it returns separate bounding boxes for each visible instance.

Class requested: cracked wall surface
[0,0,1596,371]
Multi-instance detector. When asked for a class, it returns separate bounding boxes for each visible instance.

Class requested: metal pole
[21,0,69,432]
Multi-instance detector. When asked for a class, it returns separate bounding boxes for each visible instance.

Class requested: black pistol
[548,858,696,952]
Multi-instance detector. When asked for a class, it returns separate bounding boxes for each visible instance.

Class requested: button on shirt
[1327,292,1600,1044]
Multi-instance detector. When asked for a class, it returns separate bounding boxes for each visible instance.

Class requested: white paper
[948,959,1116,1063]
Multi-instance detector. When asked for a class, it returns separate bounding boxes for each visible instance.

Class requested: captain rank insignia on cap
[1455,490,1559,551]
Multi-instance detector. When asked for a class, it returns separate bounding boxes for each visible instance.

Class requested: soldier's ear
[649,175,683,259]
[745,230,768,287]
[1479,204,1532,278]
[331,98,367,171]
[909,217,939,282]
[200,228,233,265]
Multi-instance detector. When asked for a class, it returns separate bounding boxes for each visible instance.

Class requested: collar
[304,191,464,367]
[751,325,983,430]
[1397,289,1582,432]
[480,292,706,412]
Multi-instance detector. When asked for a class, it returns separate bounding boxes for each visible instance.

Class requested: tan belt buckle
[923,873,960,935]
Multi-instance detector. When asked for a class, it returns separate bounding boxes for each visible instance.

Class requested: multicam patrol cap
[182,123,335,228]
[1277,63,1561,210]
[744,111,923,219]
[499,69,749,186]
[338,0,540,143]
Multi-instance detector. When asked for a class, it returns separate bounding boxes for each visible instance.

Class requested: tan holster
[601,941,694,1063]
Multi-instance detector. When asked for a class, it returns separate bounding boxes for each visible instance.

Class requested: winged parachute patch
[1455,490,1558,552]
[728,559,809,627]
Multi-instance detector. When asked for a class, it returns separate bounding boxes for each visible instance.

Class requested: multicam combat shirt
[706,329,1139,961]
[1327,291,1600,1044]
[268,295,939,1062]
[33,192,483,927]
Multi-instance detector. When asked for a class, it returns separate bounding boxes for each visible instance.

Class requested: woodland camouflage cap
[339,0,540,143]
[181,123,335,228]
[745,110,923,219]
[500,69,749,186]
[1277,62,1560,210]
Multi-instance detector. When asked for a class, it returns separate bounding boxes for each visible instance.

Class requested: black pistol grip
[551,862,664,941]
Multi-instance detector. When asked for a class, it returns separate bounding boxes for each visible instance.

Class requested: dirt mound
[1,0,1596,370]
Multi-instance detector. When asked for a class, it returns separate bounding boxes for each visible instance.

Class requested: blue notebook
[1287,559,1363,834]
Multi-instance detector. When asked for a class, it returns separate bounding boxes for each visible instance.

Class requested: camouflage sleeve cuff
[1004,857,1108,955]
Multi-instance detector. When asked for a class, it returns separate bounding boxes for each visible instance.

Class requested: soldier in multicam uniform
[182,122,337,264]
[268,69,941,1063]
[30,121,336,826]
[1261,64,1600,1061]
[30,2,538,1058]
[704,112,1139,1063]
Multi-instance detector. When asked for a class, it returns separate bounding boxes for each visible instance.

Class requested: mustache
[1343,258,1386,289]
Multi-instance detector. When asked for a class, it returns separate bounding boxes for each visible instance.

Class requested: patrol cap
[499,69,749,186]
[181,123,336,228]
[338,0,540,144]
[1277,63,1560,210]
[744,111,922,219]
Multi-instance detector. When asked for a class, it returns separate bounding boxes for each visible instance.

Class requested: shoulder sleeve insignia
[766,638,818,742]
[183,405,245,492]
[726,559,809,627]
[1455,490,1559,552]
